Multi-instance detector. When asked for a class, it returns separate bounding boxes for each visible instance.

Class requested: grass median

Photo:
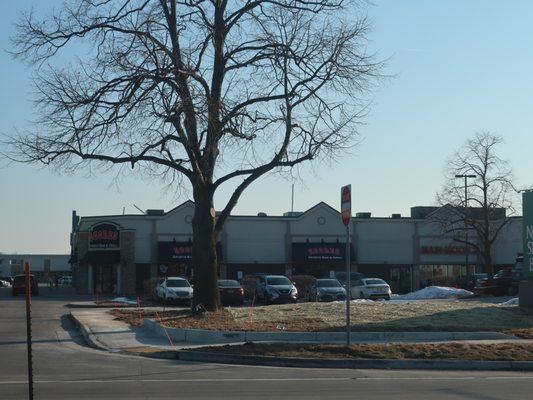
[110,299,533,336]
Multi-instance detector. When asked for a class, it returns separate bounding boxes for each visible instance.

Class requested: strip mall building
[70,201,523,295]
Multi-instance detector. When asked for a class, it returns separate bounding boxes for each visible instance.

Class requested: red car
[474,268,520,297]
[12,274,39,296]
[218,280,244,306]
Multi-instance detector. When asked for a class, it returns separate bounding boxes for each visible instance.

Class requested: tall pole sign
[341,185,351,346]
[523,191,533,278]
[25,261,34,400]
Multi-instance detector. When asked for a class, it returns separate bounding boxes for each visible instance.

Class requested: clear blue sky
[1,0,532,254]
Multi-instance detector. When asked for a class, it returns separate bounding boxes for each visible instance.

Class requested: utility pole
[25,261,34,400]
[455,174,477,275]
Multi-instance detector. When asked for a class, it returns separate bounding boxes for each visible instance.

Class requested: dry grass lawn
[200,342,533,361]
[111,299,533,333]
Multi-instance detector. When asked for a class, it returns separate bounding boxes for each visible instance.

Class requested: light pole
[455,174,477,276]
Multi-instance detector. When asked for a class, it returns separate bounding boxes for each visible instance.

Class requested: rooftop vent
[356,212,371,219]
[146,209,164,216]
[283,211,303,217]
[257,212,268,217]
[391,213,402,219]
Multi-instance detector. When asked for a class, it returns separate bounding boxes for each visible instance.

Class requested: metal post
[345,224,351,346]
[464,176,469,275]
[25,262,34,400]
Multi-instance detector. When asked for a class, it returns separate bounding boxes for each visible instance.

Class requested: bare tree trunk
[483,240,494,277]
[191,186,220,311]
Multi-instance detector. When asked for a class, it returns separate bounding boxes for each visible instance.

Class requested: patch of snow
[499,297,519,307]
[396,286,473,300]
[111,297,138,305]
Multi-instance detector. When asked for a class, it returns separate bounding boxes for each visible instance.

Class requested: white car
[0,279,11,287]
[58,276,72,286]
[155,277,193,304]
[350,278,391,300]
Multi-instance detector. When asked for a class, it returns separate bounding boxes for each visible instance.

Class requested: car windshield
[166,279,189,288]
[493,270,510,278]
[266,276,291,286]
[364,279,386,285]
[317,279,342,288]
[218,280,240,287]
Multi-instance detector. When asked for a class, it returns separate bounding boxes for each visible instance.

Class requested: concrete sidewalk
[70,309,176,352]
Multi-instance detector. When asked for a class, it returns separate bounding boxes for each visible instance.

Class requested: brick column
[120,230,136,295]
[75,232,89,294]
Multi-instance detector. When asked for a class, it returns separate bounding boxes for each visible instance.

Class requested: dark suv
[12,275,39,296]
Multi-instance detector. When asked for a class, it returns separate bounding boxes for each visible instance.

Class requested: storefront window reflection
[419,264,473,287]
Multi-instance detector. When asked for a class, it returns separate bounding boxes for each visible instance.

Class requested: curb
[68,312,110,351]
[143,318,517,344]
[176,350,533,371]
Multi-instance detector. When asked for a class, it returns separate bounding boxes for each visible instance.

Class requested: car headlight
[290,287,298,296]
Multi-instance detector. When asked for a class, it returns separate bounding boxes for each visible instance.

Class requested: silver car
[155,277,193,304]
[350,278,391,300]
[256,275,298,304]
[310,279,347,302]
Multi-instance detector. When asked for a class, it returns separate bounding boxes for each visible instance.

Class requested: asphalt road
[1,286,533,399]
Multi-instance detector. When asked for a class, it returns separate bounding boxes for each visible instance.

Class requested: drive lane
[1,287,532,399]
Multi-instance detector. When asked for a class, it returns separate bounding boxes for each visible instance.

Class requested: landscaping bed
[199,342,533,362]
[110,299,533,333]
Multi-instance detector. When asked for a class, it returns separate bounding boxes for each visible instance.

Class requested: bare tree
[6,0,382,310]
[435,132,517,276]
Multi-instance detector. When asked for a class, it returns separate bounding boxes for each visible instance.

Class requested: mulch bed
[200,342,533,362]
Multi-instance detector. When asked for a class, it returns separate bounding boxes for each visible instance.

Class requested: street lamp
[455,174,477,275]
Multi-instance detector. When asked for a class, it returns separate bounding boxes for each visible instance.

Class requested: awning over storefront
[292,242,354,263]
[158,240,223,264]
[80,250,121,264]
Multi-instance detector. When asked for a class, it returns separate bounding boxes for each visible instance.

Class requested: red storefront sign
[89,223,120,249]
[420,245,474,255]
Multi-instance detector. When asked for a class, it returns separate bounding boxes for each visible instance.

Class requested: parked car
[58,275,72,286]
[218,279,244,306]
[241,274,261,300]
[0,279,11,287]
[0,276,13,285]
[335,271,366,289]
[290,275,317,301]
[474,268,520,296]
[310,278,347,302]
[255,275,298,304]
[154,277,193,304]
[350,278,391,300]
[12,274,39,296]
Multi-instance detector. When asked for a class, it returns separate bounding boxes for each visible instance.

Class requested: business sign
[523,191,533,278]
[421,246,475,255]
[292,242,354,262]
[158,240,223,263]
[341,185,351,227]
[89,223,120,249]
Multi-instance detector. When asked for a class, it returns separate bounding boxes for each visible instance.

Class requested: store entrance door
[94,264,117,294]
[390,266,412,294]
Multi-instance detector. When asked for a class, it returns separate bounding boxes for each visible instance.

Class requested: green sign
[523,191,533,278]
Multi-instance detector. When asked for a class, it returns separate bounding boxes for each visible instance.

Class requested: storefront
[70,201,523,295]
[291,242,354,277]
[157,240,223,280]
